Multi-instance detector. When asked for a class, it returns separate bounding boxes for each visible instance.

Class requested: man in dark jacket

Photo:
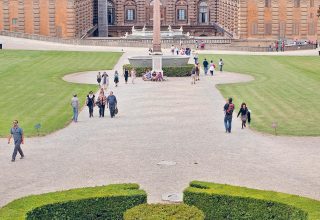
[107,91,117,118]
[224,98,234,133]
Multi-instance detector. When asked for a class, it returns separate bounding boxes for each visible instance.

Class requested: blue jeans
[73,107,78,122]
[12,141,24,160]
[204,66,208,75]
[224,115,232,132]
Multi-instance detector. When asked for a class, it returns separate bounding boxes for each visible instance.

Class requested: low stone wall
[0,31,316,52]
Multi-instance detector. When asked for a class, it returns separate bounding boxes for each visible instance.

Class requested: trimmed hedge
[123,64,194,77]
[124,204,205,220]
[184,181,320,220]
[0,184,147,220]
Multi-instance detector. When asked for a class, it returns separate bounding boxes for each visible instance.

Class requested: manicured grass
[199,55,320,136]
[0,50,122,137]
[0,184,146,220]
[184,181,320,220]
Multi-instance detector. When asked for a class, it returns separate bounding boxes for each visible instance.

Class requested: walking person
[191,66,196,85]
[86,91,95,118]
[71,94,79,122]
[237,102,248,129]
[114,70,119,87]
[224,98,235,133]
[97,72,102,87]
[8,120,24,162]
[219,58,224,72]
[203,58,209,75]
[131,68,136,84]
[107,91,118,118]
[102,72,109,90]
[193,52,199,64]
[96,89,106,117]
[171,45,175,55]
[195,63,200,81]
[124,68,129,84]
[209,60,215,76]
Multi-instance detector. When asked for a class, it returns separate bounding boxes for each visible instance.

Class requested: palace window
[308,22,315,35]
[251,23,258,35]
[126,9,135,21]
[310,0,314,7]
[198,1,208,24]
[12,18,17,25]
[294,0,300,7]
[292,23,299,35]
[177,9,186,20]
[265,0,271,8]
[265,23,272,35]
[280,22,286,38]
[108,0,115,25]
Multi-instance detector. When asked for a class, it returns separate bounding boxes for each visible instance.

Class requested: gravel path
[0,36,319,207]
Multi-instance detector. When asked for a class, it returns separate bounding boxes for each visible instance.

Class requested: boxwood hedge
[123,64,194,77]
[0,184,146,220]
[124,204,205,220]
[184,181,320,220]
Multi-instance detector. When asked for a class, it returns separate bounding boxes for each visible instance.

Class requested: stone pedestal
[152,54,163,74]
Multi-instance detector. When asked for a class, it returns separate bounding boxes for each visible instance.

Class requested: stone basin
[128,55,190,68]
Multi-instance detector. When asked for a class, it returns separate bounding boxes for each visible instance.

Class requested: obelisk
[152,0,162,53]
[151,0,163,74]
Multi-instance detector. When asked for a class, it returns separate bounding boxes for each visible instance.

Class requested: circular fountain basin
[128,55,190,68]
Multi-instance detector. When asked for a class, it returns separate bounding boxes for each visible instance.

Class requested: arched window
[198,1,208,24]
[124,0,136,23]
[176,0,188,22]
[108,0,115,25]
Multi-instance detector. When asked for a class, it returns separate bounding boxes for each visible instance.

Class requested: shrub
[124,204,205,220]
[123,64,194,77]
[184,181,320,220]
[0,184,147,220]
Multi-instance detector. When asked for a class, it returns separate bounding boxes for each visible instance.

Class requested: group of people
[223,98,251,133]
[96,71,120,89]
[202,58,224,76]
[170,45,191,56]
[142,69,164,81]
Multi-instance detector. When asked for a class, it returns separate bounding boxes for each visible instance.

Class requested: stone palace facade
[0,0,319,41]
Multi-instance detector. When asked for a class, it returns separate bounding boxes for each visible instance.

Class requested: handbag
[95,101,101,108]
[114,107,118,115]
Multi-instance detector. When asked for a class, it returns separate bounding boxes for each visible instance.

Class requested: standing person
[218,58,224,72]
[8,120,24,162]
[131,68,136,84]
[171,45,175,55]
[107,91,118,118]
[237,102,248,129]
[97,72,102,87]
[114,70,119,87]
[96,90,106,117]
[124,68,129,84]
[203,58,209,75]
[86,91,95,118]
[195,63,200,81]
[71,94,79,122]
[175,46,179,55]
[209,60,215,76]
[193,52,199,64]
[191,66,196,85]
[224,98,235,133]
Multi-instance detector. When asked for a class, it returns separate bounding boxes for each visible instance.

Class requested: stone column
[152,0,161,52]
[98,0,108,37]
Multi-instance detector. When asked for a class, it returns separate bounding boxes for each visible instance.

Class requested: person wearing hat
[71,94,79,122]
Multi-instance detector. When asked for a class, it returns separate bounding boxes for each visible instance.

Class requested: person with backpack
[203,58,209,75]
[237,102,248,129]
[224,97,234,133]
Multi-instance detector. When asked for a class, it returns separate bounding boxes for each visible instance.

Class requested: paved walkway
[0,36,319,207]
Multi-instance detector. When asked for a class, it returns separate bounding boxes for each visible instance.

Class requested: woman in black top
[124,68,129,84]
[237,102,248,129]
[86,91,95,118]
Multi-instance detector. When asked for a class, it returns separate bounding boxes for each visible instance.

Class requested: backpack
[226,103,234,115]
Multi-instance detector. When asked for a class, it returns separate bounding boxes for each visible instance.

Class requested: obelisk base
[151,53,163,75]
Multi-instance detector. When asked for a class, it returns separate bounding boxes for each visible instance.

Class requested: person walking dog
[8,120,24,162]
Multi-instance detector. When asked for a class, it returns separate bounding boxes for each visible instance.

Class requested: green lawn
[0,50,122,137]
[200,55,320,136]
